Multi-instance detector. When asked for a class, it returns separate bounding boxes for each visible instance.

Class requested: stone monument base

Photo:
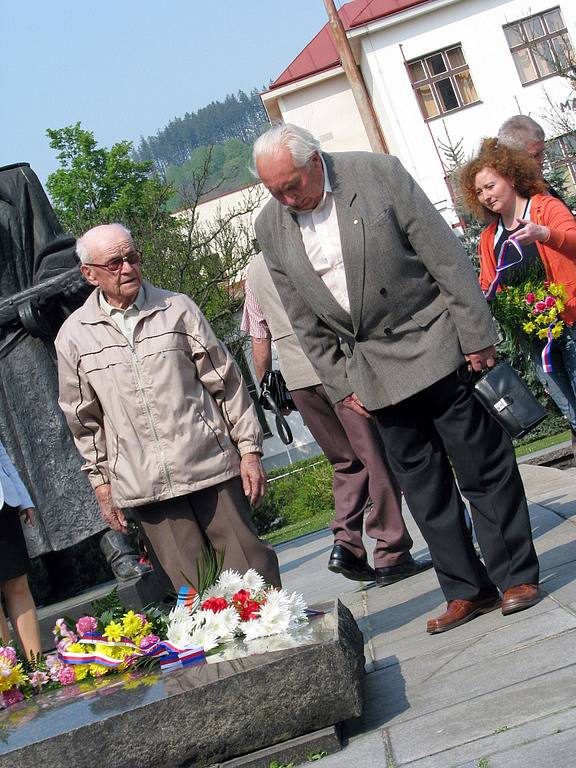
[0,599,364,768]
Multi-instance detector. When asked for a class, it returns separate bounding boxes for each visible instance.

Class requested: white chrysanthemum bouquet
[166,568,308,650]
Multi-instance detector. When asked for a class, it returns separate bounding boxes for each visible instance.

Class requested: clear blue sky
[0,1,330,186]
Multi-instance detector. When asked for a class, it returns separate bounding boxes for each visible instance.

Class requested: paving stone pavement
[277,463,576,768]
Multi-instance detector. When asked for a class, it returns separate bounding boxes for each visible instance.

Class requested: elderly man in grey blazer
[253,124,540,634]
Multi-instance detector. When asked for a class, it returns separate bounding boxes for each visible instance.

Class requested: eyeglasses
[84,251,142,273]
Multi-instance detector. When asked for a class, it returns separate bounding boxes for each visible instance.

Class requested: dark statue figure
[0,163,149,587]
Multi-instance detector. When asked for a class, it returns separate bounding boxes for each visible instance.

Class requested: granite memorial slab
[0,599,364,768]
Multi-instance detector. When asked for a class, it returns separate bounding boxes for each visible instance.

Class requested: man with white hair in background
[252,123,540,634]
[55,223,281,591]
[498,115,565,201]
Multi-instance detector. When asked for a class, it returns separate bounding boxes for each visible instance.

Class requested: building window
[547,133,576,186]
[503,8,574,85]
[407,45,480,120]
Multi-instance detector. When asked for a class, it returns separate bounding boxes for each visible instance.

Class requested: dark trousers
[131,477,281,591]
[375,370,539,601]
[291,384,413,567]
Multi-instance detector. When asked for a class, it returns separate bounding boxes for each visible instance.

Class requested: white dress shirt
[0,440,34,510]
[296,157,350,314]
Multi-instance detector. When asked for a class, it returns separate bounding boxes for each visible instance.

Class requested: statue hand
[95,483,128,533]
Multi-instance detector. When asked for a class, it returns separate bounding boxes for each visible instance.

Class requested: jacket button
[384,327,393,336]
[379,288,387,297]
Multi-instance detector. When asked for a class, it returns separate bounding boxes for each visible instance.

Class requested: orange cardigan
[478,194,576,324]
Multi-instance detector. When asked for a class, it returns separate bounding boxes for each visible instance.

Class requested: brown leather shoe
[427,595,501,634]
[501,584,540,615]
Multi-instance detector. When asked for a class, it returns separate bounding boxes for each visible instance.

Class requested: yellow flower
[122,611,144,639]
[537,328,549,340]
[103,621,124,642]
[89,663,109,678]
[535,314,547,325]
[548,308,558,321]
[74,665,89,681]
[66,642,87,654]
[523,321,536,334]
[552,323,564,339]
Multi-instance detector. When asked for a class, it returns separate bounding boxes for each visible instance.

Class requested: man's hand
[465,345,497,372]
[240,453,267,507]
[95,483,128,533]
[339,392,372,418]
[514,219,550,246]
[19,507,35,525]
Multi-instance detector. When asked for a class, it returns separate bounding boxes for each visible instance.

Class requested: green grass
[263,509,334,545]
[514,429,570,457]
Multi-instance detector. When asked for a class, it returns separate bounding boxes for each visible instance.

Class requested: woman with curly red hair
[460,138,576,441]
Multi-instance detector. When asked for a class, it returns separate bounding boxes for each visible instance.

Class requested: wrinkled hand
[465,345,497,372]
[513,218,550,246]
[95,483,128,532]
[240,453,267,507]
[339,392,372,418]
[19,507,35,525]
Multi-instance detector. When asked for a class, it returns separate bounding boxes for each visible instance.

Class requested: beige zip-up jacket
[55,283,262,508]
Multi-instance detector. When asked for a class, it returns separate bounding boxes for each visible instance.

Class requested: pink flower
[54,619,77,642]
[0,646,17,666]
[544,280,551,288]
[545,296,556,308]
[139,634,160,651]
[525,292,536,304]
[29,670,49,688]
[2,687,24,707]
[534,301,547,312]
[76,616,98,636]
[135,614,147,627]
[58,665,77,686]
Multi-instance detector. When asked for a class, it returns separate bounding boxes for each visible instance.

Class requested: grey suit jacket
[255,152,498,410]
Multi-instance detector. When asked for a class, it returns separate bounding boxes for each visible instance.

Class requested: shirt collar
[99,286,146,316]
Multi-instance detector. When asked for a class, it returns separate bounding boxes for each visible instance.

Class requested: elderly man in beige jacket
[55,223,280,591]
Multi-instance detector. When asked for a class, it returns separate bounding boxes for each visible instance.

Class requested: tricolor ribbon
[541,324,555,374]
[484,236,524,301]
[58,632,205,673]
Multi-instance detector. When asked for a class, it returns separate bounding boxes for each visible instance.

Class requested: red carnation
[534,301,546,312]
[525,292,536,304]
[232,589,251,604]
[544,280,551,288]
[237,600,262,621]
[545,296,556,308]
[201,597,228,613]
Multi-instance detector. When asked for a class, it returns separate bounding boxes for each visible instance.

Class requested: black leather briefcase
[473,362,547,439]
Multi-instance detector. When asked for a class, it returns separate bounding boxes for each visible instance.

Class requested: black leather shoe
[375,556,434,586]
[328,544,375,582]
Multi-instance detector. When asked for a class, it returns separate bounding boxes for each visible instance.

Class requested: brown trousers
[131,477,281,591]
[290,384,413,567]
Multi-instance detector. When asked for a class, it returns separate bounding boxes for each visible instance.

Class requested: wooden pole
[322,0,388,153]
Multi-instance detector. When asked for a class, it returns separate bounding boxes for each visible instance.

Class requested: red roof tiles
[268,0,431,91]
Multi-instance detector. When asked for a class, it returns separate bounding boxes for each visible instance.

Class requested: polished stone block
[0,599,364,768]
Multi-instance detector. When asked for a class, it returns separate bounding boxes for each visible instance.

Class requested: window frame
[547,134,576,186]
[503,7,575,86]
[406,43,481,122]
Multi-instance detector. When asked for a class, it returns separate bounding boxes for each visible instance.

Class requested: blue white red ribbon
[541,325,555,374]
[484,236,523,301]
[58,632,205,673]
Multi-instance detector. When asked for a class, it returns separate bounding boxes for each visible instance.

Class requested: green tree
[46,123,173,240]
